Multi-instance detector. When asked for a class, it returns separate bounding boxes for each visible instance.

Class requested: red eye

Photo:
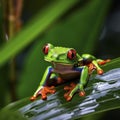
[67,49,76,60]
[42,44,49,55]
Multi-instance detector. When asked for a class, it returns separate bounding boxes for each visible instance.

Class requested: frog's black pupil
[43,47,45,52]
[43,46,46,53]
[67,49,76,60]
[72,52,74,58]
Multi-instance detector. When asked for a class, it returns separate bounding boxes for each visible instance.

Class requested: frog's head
[42,43,81,65]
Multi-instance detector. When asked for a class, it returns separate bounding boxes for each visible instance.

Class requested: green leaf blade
[0,0,79,66]
[3,58,120,120]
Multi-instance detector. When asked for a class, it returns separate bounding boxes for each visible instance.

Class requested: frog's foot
[30,86,56,101]
[39,86,56,100]
[98,59,111,65]
[64,83,76,101]
[64,83,86,101]
[97,69,104,75]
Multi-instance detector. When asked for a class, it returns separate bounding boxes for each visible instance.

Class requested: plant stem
[8,0,23,101]
[8,0,15,37]
[15,0,23,32]
[8,0,17,101]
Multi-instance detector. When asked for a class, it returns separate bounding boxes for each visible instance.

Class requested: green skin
[31,43,106,101]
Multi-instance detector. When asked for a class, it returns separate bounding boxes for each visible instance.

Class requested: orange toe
[79,91,85,97]
[30,96,36,101]
[42,95,47,100]
[97,69,104,75]
[66,96,72,101]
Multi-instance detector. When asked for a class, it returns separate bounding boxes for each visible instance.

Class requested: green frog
[30,43,110,101]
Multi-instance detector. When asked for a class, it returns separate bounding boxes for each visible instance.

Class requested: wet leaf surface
[17,68,120,120]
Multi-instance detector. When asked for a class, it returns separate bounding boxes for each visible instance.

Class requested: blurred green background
[0,0,120,119]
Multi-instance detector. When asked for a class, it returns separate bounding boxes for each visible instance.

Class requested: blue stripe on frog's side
[74,67,83,72]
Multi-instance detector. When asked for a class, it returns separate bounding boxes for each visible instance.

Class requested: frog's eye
[43,44,49,55]
[67,49,76,60]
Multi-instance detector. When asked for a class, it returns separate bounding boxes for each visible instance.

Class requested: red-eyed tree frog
[30,43,110,101]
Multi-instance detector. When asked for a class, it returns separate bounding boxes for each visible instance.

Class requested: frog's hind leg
[97,59,111,65]
[64,66,88,101]
[92,60,104,75]
[92,59,110,75]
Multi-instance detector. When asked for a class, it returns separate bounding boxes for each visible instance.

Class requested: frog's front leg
[64,66,88,101]
[30,66,56,101]
[97,59,111,65]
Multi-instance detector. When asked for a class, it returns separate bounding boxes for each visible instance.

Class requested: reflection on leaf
[95,68,120,81]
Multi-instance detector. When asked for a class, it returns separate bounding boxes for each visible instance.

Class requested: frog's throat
[52,62,74,73]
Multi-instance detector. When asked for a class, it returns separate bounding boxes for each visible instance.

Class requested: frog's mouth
[44,57,72,66]
[44,57,53,62]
